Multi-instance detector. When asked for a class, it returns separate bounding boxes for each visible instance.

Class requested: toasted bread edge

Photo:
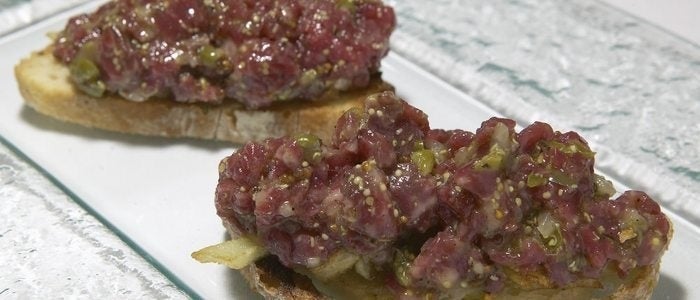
[223,217,666,300]
[14,46,393,144]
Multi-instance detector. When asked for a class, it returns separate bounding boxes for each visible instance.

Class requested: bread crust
[238,256,328,300]
[14,46,393,144]
[224,217,669,300]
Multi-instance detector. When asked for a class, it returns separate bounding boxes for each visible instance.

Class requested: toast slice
[227,220,667,300]
[14,46,393,143]
[206,91,672,299]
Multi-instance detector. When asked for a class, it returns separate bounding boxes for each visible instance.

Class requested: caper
[279,174,296,185]
[295,133,320,149]
[411,149,435,176]
[294,133,322,163]
[299,69,318,85]
[199,44,221,68]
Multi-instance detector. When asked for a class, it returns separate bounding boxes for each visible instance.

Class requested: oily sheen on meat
[215,92,670,296]
[53,0,395,108]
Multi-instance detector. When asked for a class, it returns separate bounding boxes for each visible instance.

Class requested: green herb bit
[411,149,435,176]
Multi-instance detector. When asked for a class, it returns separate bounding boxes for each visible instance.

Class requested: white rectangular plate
[0,2,696,299]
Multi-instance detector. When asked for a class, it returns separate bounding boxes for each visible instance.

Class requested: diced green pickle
[549,140,595,158]
[593,174,616,197]
[413,140,425,151]
[68,41,106,97]
[564,141,596,158]
[536,212,564,251]
[69,57,100,83]
[300,69,318,85]
[543,228,563,251]
[454,145,476,167]
[78,80,106,98]
[548,140,565,151]
[79,41,98,60]
[491,122,512,151]
[620,210,647,244]
[474,144,505,171]
[431,145,448,164]
[336,0,355,11]
[549,169,576,187]
[411,149,435,176]
[393,250,414,287]
[527,173,546,187]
